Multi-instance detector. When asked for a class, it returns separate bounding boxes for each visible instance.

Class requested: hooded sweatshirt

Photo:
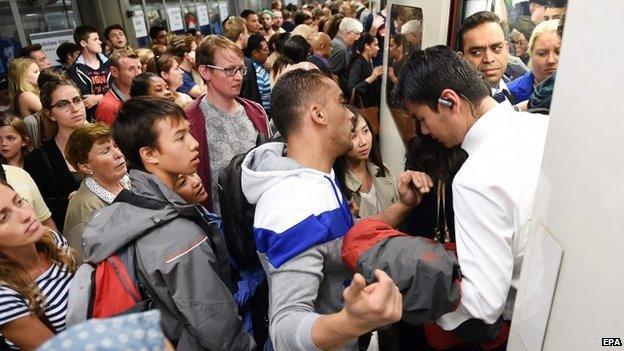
[241,142,356,351]
[82,170,255,351]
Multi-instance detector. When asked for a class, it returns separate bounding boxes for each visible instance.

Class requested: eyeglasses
[203,64,247,77]
[50,96,84,111]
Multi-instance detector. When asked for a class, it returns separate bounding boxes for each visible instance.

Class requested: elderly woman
[63,122,128,263]
[23,78,86,232]
[508,19,561,104]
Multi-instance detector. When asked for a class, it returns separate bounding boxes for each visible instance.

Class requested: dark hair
[396,45,489,112]
[271,69,331,138]
[391,34,410,57]
[334,106,388,198]
[546,0,567,8]
[18,44,43,59]
[271,35,311,78]
[268,32,291,54]
[130,72,160,97]
[56,42,81,64]
[282,9,292,20]
[149,26,167,40]
[73,25,99,45]
[326,14,345,39]
[240,9,256,19]
[293,11,312,25]
[351,32,375,63]
[244,34,267,58]
[113,97,186,171]
[104,24,125,41]
[458,11,502,50]
[405,135,467,184]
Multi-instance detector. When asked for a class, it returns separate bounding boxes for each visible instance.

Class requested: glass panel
[208,1,222,35]
[386,4,423,146]
[145,0,167,30]
[18,0,76,38]
[182,2,198,31]
[0,1,20,75]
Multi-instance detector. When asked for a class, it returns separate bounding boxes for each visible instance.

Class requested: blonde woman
[8,57,42,117]
[0,180,75,350]
[508,19,561,104]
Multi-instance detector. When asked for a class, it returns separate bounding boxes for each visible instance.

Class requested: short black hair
[56,42,81,64]
[546,0,567,8]
[18,44,43,59]
[396,45,489,112]
[282,35,311,62]
[457,11,502,50]
[244,34,267,58]
[130,72,159,97]
[113,96,187,171]
[104,24,125,41]
[149,26,167,40]
[74,25,99,46]
[271,69,331,139]
[293,11,312,25]
[240,9,256,19]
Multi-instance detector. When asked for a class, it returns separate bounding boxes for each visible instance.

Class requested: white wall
[508,1,624,350]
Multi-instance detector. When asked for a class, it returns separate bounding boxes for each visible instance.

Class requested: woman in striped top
[0,180,75,350]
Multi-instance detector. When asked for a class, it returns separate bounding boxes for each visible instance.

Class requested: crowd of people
[0,0,565,350]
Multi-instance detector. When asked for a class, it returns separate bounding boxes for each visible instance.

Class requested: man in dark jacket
[83,96,255,350]
[186,35,270,215]
[67,25,111,121]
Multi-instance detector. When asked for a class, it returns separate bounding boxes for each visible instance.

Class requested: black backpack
[217,152,260,270]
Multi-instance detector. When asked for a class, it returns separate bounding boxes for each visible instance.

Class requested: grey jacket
[82,170,255,351]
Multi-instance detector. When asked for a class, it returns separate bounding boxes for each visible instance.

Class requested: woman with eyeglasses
[147,54,193,108]
[23,79,86,232]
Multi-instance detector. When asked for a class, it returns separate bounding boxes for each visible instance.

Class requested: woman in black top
[348,33,383,108]
[24,79,86,232]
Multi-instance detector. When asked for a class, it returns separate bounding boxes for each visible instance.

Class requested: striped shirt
[0,231,73,350]
[252,60,272,114]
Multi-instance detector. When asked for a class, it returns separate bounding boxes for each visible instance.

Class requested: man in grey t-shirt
[185,35,270,213]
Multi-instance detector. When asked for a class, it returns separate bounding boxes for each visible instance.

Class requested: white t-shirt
[4,164,52,222]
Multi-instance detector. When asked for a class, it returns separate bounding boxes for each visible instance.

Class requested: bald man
[307,32,332,75]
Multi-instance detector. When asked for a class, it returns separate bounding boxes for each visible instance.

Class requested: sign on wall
[132,9,148,38]
[197,4,209,27]
[167,6,184,31]
[29,29,74,64]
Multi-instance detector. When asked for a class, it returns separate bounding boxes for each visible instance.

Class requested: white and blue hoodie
[241,142,357,351]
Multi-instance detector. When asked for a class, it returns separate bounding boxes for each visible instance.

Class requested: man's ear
[139,145,159,167]
[310,105,327,126]
[80,40,87,49]
[439,88,460,113]
[197,65,211,83]
[110,65,119,78]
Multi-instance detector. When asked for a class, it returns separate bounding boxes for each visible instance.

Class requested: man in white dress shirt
[397,45,549,342]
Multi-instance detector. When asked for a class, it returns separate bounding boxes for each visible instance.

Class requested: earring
[89,171,94,175]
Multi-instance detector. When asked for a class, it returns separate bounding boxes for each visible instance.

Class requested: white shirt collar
[490,80,509,95]
[461,100,514,155]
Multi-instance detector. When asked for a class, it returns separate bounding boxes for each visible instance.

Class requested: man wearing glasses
[185,35,271,215]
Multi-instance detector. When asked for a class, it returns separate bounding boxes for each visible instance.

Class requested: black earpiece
[438,98,454,109]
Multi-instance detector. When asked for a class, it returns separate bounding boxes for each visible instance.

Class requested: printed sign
[197,4,209,27]
[132,9,148,38]
[167,6,184,31]
[29,29,74,64]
